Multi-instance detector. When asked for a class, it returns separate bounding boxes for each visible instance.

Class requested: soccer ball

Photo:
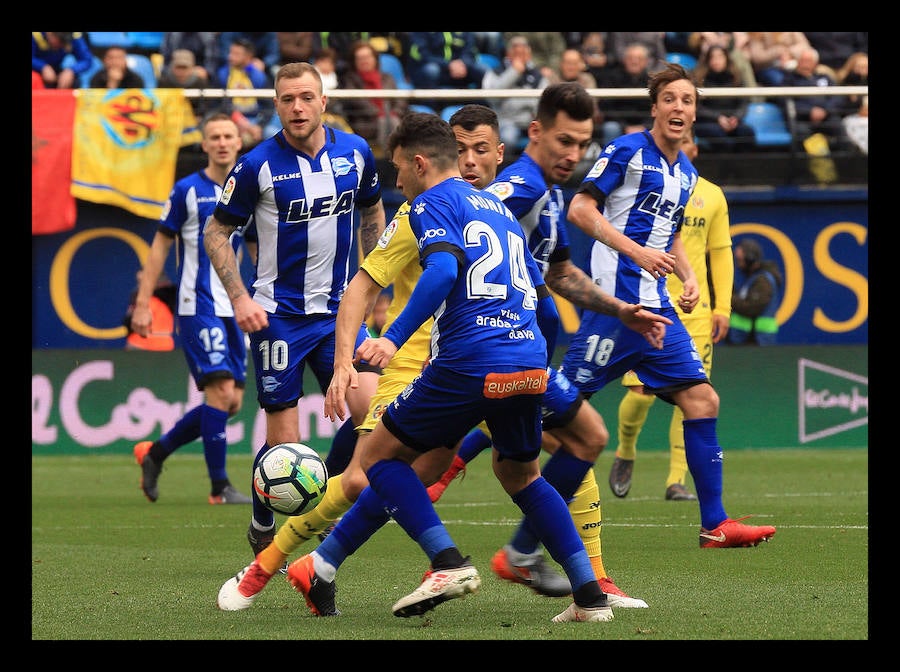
[252,443,328,516]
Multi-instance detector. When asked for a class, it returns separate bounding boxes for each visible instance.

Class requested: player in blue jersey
[132,112,253,505]
[215,104,514,614]
[563,62,776,548]
[216,103,667,617]
[299,111,613,623]
[203,62,387,558]
[429,84,664,606]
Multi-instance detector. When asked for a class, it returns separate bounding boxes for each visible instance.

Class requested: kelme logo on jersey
[330,157,354,177]
[221,176,236,205]
[286,190,355,223]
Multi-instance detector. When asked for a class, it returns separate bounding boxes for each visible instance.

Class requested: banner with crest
[71,88,187,219]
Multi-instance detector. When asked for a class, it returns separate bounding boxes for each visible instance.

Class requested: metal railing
[146,84,866,187]
[159,85,867,102]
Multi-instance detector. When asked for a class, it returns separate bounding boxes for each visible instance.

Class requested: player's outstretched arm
[568,191,676,279]
[670,233,699,314]
[131,232,174,337]
[323,361,358,423]
[617,304,672,350]
[372,249,457,369]
[323,270,380,422]
[546,258,627,317]
[204,215,268,333]
[545,258,670,348]
[354,337,399,370]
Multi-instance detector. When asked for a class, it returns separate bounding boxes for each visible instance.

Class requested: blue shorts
[249,314,370,411]
[382,362,545,463]
[177,314,247,390]
[540,366,583,430]
[551,307,709,415]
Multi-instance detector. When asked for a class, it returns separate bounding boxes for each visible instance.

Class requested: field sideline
[32,448,867,641]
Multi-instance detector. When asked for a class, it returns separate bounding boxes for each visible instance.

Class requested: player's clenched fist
[355,336,398,369]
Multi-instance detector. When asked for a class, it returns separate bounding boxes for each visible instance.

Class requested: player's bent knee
[341,464,370,501]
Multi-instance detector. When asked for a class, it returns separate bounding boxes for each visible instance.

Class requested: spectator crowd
[33,31,868,157]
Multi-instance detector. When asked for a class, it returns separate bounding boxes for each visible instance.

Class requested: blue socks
[683,417,728,530]
[457,428,493,464]
[509,449,592,554]
[366,459,454,561]
[325,419,358,477]
[157,405,203,457]
[251,443,275,529]
[512,478,595,592]
[316,486,391,570]
[200,405,229,482]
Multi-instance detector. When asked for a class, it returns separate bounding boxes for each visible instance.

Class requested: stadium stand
[743,102,794,148]
[126,54,158,88]
[79,55,103,88]
[664,51,697,71]
[378,52,413,90]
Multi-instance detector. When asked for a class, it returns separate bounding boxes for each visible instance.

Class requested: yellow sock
[568,469,607,579]
[257,474,354,574]
[616,390,655,461]
[666,406,690,488]
[257,541,288,575]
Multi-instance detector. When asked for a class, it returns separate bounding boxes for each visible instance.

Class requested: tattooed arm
[568,190,676,280]
[357,199,387,257]
[204,215,268,333]
[545,258,671,349]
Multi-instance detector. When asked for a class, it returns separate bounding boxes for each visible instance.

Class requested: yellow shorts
[620,313,714,388]
[359,361,493,439]
[358,362,422,433]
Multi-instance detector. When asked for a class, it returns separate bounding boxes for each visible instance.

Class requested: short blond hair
[275,62,322,93]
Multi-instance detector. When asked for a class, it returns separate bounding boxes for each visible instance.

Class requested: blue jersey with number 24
[407,176,548,372]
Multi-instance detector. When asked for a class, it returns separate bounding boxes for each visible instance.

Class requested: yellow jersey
[670,175,733,322]
[360,201,433,368]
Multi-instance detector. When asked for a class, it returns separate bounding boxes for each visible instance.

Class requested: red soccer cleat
[699,516,776,548]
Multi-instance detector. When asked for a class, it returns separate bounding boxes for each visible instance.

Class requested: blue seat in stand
[743,102,793,147]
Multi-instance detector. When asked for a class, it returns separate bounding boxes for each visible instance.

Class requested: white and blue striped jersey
[214,126,382,317]
[580,130,698,308]
[484,152,570,278]
[407,176,548,371]
[159,169,242,318]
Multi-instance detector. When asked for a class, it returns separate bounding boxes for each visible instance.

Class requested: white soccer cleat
[216,561,273,611]
[598,577,649,608]
[551,602,615,623]
[604,593,649,609]
[392,564,481,617]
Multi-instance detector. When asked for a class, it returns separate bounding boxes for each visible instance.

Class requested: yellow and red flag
[71,88,187,219]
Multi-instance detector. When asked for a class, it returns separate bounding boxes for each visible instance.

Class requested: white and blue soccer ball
[252,443,328,516]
